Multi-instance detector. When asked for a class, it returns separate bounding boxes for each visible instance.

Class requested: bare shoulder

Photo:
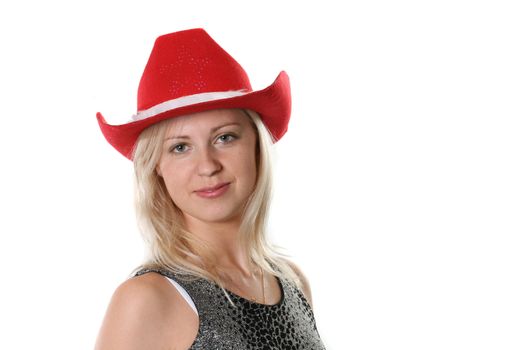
[94,272,198,350]
[280,258,314,308]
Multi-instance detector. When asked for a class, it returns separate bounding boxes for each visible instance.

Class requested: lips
[194,182,231,199]
[195,182,230,193]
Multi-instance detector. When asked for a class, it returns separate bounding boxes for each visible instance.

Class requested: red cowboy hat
[96,28,291,160]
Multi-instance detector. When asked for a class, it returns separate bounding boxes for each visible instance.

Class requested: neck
[183,214,254,277]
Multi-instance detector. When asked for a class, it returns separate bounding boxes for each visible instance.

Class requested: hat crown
[137,28,252,111]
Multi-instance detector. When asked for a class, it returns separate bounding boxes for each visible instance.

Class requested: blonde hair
[131,109,301,303]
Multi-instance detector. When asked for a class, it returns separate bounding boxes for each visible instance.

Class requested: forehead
[164,109,250,136]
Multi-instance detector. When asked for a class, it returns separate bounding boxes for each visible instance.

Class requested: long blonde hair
[131,109,301,301]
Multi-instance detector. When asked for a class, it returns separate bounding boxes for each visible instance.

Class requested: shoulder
[279,258,314,308]
[110,272,175,318]
[94,271,198,350]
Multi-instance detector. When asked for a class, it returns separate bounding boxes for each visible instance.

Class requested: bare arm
[94,273,198,350]
[94,276,169,350]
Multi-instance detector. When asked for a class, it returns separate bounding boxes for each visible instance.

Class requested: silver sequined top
[134,267,326,349]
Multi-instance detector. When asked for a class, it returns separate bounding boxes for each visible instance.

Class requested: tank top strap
[133,267,218,316]
[133,266,325,349]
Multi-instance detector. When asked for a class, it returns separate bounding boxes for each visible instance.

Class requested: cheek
[160,167,189,203]
[236,149,258,187]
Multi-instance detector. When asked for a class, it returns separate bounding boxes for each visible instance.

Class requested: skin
[157,108,258,250]
[94,109,313,350]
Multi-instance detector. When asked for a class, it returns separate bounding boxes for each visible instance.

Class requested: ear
[156,165,162,178]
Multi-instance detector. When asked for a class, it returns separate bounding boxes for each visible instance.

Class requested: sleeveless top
[133,267,326,350]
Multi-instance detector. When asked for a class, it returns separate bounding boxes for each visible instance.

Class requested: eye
[216,133,237,144]
[169,143,189,153]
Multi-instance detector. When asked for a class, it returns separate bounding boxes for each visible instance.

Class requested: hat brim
[96,71,291,160]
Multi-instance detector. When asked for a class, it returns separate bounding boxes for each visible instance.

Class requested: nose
[197,146,222,177]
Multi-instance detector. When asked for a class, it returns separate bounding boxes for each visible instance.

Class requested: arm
[94,276,170,350]
[94,273,198,350]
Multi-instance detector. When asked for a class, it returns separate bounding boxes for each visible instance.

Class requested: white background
[0,1,524,349]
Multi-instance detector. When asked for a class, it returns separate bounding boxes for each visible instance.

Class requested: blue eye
[217,133,237,143]
[169,143,188,153]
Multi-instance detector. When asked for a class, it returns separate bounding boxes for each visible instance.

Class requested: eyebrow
[164,122,241,141]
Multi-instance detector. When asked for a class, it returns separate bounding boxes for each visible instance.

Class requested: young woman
[94,28,325,350]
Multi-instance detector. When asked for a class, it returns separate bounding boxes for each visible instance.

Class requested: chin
[184,206,244,225]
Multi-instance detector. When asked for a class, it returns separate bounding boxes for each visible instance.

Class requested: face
[156,109,258,227]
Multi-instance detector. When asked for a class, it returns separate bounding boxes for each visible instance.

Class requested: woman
[95,28,325,349]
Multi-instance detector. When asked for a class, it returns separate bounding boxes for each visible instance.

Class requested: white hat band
[131,90,249,122]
